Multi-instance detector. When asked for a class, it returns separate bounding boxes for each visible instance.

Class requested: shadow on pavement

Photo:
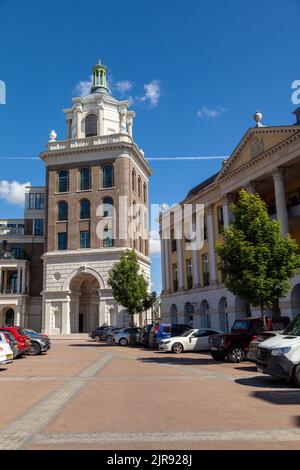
[252,390,300,405]
[68,342,114,348]
[235,375,296,389]
[137,354,217,366]
[234,365,258,373]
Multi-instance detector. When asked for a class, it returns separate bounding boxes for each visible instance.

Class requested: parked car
[3,331,19,358]
[148,323,191,348]
[0,332,13,365]
[24,329,51,355]
[247,316,291,363]
[113,327,142,346]
[209,316,290,363]
[89,326,110,342]
[139,324,153,347]
[106,328,123,344]
[101,326,117,342]
[0,326,31,356]
[257,314,300,386]
[159,328,222,353]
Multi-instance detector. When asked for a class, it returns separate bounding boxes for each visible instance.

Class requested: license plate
[211,347,218,350]
[6,354,13,360]
[257,367,263,374]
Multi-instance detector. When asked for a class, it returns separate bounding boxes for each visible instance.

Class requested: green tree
[107,250,149,344]
[216,189,300,316]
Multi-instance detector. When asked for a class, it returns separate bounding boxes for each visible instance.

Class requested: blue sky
[0,0,299,293]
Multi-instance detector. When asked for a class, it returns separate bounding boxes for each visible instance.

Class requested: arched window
[132,169,136,192]
[103,197,113,218]
[58,171,69,193]
[85,114,97,137]
[80,168,90,191]
[143,182,147,203]
[138,176,141,198]
[57,201,68,221]
[103,165,113,188]
[80,199,90,220]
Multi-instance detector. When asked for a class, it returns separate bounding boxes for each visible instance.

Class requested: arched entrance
[291,283,300,318]
[184,302,194,327]
[218,297,228,332]
[2,308,15,326]
[69,272,101,333]
[200,300,210,328]
[234,296,249,320]
[170,304,178,324]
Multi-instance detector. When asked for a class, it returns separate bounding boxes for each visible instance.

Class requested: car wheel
[228,346,244,363]
[28,342,41,356]
[172,342,184,354]
[119,338,128,346]
[211,352,226,361]
[106,336,113,344]
[94,335,101,342]
[293,365,300,387]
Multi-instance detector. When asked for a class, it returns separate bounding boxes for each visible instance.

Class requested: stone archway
[200,300,210,328]
[184,302,194,327]
[0,307,15,326]
[69,272,101,333]
[218,297,228,332]
[170,304,178,324]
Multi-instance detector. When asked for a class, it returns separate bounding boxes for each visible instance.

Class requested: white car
[159,328,222,354]
[0,332,13,365]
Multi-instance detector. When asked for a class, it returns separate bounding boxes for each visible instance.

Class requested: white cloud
[197,106,226,119]
[140,80,161,107]
[74,77,92,97]
[0,180,30,205]
[149,229,161,255]
[114,80,133,95]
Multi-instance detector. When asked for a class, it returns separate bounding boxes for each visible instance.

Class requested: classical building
[160,110,300,331]
[0,60,152,334]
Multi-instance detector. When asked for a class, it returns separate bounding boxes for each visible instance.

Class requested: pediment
[217,126,300,179]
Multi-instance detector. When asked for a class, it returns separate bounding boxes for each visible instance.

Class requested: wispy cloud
[0,180,30,205]
[197,106,226,119]
[114,80,133,96]
[140,80,161,107]
[149,229,161,256]
[74,78,92,97]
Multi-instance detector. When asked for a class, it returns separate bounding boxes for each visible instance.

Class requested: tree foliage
[107,249,149,317]
[216,189,300,313]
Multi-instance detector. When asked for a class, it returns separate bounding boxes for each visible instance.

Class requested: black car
[24,329,51,355]
[89,326,110,341]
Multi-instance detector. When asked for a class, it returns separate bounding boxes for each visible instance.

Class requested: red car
[0,326,31,356]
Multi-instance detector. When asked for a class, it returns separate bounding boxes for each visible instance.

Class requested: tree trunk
[272,299,281,318]
[130,313,135,347]
[260,301,266,329]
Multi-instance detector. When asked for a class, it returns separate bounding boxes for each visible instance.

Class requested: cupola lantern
[91,59,109,94]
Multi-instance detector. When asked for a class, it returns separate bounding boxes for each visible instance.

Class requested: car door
[192,330,215,350]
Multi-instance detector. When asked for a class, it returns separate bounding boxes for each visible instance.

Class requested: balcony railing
[0,250,29,261]
[0,228,24,236]
[46,133,133,152]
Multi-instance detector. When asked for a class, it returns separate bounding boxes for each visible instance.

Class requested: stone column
[0,268,2,293]
[192,249,200,288]
[163,237,170,292]
[76,107,82,139]
[62,297,71,334]
[207,205,217,284]
[44,301,51,335]
[3,270,7,294]
[21,268,26,294]
[127,116,133,137]
[272,168,289,235]
[98,297,106,326]
[222,194,233,227]
[177,236,185,291]
[160,234,167,291]
[17,268,21,294]
[97,102,104,136]
[67,119,72,140]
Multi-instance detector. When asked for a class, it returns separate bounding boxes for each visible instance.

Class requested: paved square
[0,340,300,450]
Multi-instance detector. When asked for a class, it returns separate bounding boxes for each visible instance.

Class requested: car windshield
[231,320,250,332]
[182,329,196,337]
[17,328,28,336]
[283,315,300,336]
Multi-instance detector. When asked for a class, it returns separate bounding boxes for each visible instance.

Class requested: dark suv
[209,317,290,363]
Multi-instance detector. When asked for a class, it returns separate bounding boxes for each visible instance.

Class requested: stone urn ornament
[49,130,57,142]
[254,111,263,127]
